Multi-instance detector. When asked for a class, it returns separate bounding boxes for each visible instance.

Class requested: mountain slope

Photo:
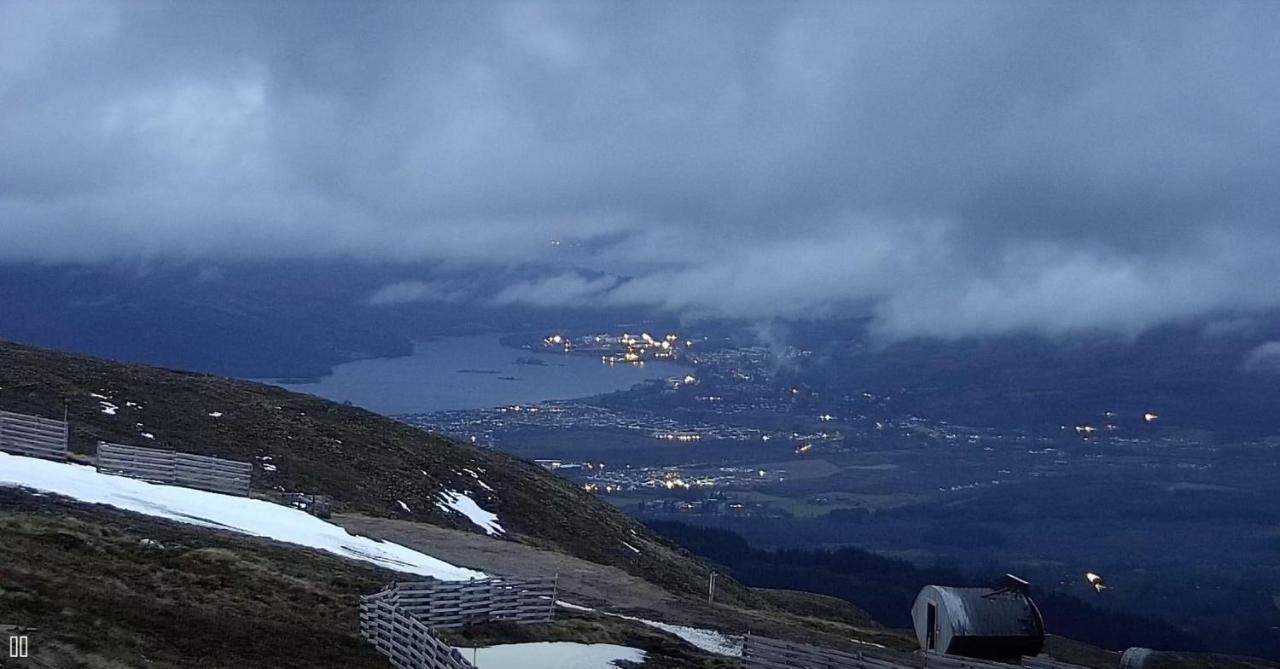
[0,488,741,669]
[8,339,1267,669]
[0,338,740,602]
[0,487,392,668]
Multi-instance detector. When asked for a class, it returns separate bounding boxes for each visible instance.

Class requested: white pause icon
[8,635,29,658]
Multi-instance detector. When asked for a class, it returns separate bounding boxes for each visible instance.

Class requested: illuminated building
[654,431,702,442]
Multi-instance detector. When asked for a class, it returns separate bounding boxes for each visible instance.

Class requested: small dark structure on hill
[911,580,1045,661]
[278,492,333,518]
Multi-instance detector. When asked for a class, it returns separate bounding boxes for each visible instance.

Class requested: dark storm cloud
[2,1,1279,339]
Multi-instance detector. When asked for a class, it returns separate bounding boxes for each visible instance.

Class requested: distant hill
[0,261,641,378]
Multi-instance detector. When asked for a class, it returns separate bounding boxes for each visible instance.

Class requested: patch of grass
[0,488,391,668]
[751,588,876,627]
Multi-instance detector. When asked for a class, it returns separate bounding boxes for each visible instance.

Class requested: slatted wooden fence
[0,410,69,461]
[360,598,476,669]
[96,442,251,496]
[363,576,558,629]
[1019,659,1089,669]
[743,636,1090,669]
[921,654,1018,669]
[744,634,913,669]
[923,655,1086,669]
[359,576,557,668]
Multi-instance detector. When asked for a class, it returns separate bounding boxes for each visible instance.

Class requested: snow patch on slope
[620,617,743,657]
[461,467,494,491]
[0,453,484,580]
[453,642,645,669]
[436,489,504,536]
[555,601,743,657]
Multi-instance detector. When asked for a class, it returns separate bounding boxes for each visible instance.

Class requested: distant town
[401,329,1247,523]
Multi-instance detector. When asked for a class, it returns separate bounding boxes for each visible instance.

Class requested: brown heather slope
[0,339,903,668]
[0,338,746,604]
[0,487,392,668]
[0,488,735,669]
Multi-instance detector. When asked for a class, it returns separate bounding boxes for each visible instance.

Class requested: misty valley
[4,3,1280,668]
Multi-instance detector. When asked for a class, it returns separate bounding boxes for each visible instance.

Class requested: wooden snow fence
[0,410,69,461]
[743,635,1091,669]
[96,441,251,496]
[359,576,557,668]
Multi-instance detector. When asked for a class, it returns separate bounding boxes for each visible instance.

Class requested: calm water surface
[265,334,680,415]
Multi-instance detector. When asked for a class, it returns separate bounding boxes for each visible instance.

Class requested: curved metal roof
[923,585,1044,638]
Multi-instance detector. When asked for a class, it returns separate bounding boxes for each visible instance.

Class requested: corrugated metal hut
[911,584,1045,661]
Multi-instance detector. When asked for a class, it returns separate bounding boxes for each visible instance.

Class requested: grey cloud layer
[3,1,1279,339]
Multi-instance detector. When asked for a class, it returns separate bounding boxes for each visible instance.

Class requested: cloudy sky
[2,1,1278,340]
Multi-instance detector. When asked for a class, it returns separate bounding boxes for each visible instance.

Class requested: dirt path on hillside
[333,513,932,663]
[333,513,680,612]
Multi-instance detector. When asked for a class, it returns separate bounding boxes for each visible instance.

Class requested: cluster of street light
[542,331,690,365]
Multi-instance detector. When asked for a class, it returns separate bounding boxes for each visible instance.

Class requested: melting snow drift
[628,618,744,656]
[453,642,645,669]
[0,452,485,580]
[436,489,504,536]
[555,601,743,657]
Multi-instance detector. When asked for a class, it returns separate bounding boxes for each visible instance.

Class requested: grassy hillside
[0,487,391,668]
[0,489,734,668]
[0,338,745,603]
